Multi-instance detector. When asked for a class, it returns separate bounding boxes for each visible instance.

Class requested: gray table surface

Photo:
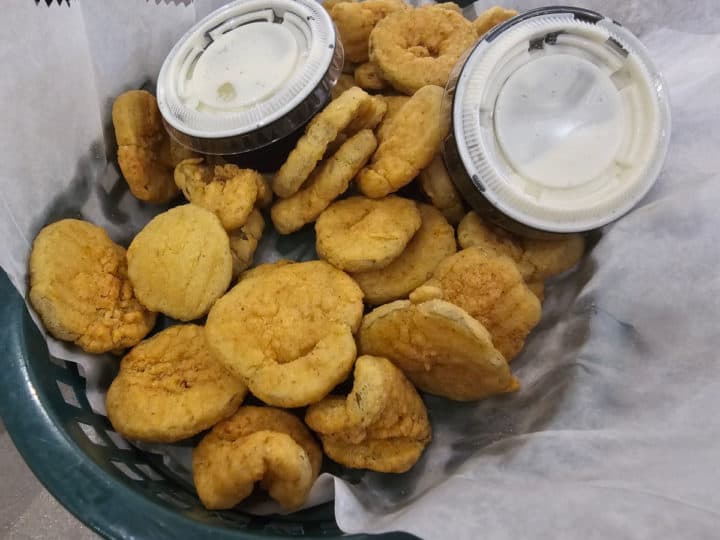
[0,421,96,540]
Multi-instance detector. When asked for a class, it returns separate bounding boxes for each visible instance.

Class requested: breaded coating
[273,87,381,198]
[346,94,388,135]
[193,407,321,510]
[433,2,463,13]
[255,172,274,208]
[116,146,179,203]
[113,90,195,202]
[411,247,541,361]
[332,73,359,100]
[205,261,364,407]
[330,0,408,64]
[369,7,477,94]
[238,260,295,282]
[174,158,259,230]
[323,0,356,12]
[229,209,265,277]
[358,85,449,198]
[106,324,246,442]
[306,355,431,472]
[354,61,388,91]
[457,211,524,264]
[473,6,517,37]
[359,299,519,401]
[419,155,465,225]
[324,95,386,158]
[315,196,421,272]
[457,211,585,281]
[29,219,156,353]
[527,280,545,302]
[351,204,456,304]
[522,235,586,282]
[375,94,410,142]
[127,204,232,321]
[271,130,377,234]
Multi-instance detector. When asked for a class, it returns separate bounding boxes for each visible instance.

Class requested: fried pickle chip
[359,299,519,401]
[369,7,477,95]
[112,90,194,203]
[411,247,541,361]
[315,196,421,272]
[29,219,156,353]
[358,85,449,198]
[273,87,382,198]
[350,204,456,304]
[174,158,260,230]
[329,0,408,64]
[332,73,359,100]
[306,355,431,472]
[473,6,517,37]
[354,62,388,91]
[457,211,585,281]
[193,406,322,510]
[106,324,246,442]
[229,209,265,277]
[419,155,465,225]
[127,204,232,321]
[271,130,377,234]
[205,261,364,407]
[375,94,410,142]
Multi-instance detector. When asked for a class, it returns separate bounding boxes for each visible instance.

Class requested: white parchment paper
[2,1,720,538]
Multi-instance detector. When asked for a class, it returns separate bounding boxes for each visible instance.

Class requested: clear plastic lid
[443,6,671,234]
[157,0,343,155]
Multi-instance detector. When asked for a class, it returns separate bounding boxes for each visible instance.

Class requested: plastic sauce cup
[157,0,343,167]
[443,6,671,236]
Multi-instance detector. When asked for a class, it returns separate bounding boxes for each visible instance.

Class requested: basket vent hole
[105,430,132,450]
[78,422,106,446]
[56,381,80,408]
[111,460,143,481]
[136,464,164,481]
[49,355,67,369]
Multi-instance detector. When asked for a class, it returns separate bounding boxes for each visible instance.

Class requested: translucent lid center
[495,54,623,189]
[189,22,300,111]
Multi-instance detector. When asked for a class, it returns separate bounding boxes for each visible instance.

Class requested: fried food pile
[26,2,590,513]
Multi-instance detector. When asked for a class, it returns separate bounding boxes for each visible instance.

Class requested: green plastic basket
[0,269,414,540]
